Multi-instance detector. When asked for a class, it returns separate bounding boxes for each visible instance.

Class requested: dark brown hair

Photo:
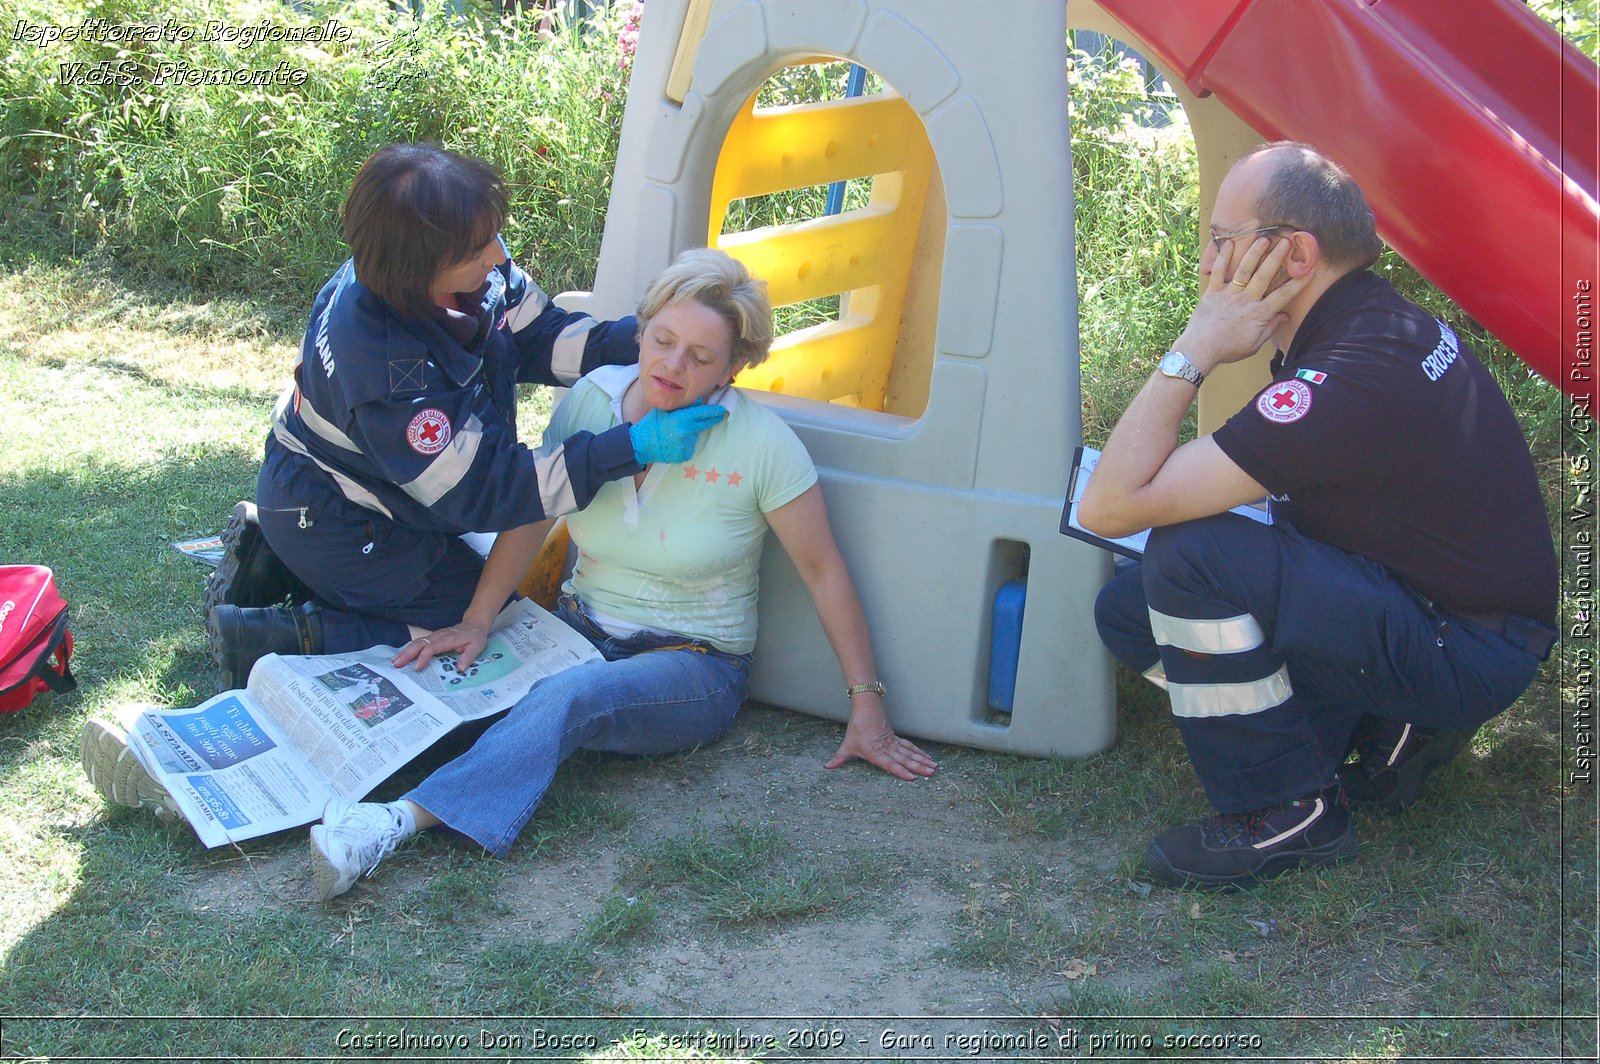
[340,143,508,317]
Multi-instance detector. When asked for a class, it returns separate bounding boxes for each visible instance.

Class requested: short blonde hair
[637,248,773,369]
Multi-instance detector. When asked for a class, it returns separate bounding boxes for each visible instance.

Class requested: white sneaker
[309,798,412,901]
[80,718,182,820]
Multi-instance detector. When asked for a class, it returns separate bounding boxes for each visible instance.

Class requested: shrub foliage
[2,0,631,302]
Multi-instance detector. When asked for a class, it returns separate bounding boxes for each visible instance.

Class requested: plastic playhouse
[555,0,1597,757]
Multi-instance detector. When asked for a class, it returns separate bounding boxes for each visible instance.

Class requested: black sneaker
[1339,718,1477,813]
[1145,782,1357,890]
[202,501,310,615]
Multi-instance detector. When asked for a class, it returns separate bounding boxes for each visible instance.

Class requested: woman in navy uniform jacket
[207,143,724,689]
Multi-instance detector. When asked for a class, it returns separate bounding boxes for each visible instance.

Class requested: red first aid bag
[0,565,77,712]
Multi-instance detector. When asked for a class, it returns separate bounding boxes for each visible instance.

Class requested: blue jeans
[1094,515,1543,813]
[403,597,750,856]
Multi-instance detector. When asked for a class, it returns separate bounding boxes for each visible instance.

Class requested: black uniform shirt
[1212,270,1558,626]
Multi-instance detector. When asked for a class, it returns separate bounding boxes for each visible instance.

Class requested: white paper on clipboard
[1059,446,1272,559]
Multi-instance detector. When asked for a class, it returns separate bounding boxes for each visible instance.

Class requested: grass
[622,817,858,928]
[0,7,1594,1061]
[0,219,1576,1057]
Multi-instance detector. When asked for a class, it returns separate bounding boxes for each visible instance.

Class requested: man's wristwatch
[846,680,886,700]
[1158,350,1205,388]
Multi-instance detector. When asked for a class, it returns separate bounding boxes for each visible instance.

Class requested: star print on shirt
[677,466,744,487]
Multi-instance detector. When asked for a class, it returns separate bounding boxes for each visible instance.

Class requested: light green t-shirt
[542,365,818,654]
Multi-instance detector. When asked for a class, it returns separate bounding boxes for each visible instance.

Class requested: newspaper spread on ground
[117,598,601,847]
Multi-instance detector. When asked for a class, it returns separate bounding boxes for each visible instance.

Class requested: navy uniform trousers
[257,478,489,655]
[1093,514,1544,813]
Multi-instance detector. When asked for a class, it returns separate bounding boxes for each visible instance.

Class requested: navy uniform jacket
[259,253,640,543]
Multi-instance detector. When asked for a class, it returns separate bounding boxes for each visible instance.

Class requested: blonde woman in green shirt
[309,247,936,901]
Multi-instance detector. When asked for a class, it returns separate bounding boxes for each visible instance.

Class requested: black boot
[1338,718,1478,813]
[203,501,312,614]
[207,601,324,692]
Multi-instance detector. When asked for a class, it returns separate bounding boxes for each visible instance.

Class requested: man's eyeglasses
[1208,224,1292,253]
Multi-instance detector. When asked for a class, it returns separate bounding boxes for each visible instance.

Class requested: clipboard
[1059,446,1272,559]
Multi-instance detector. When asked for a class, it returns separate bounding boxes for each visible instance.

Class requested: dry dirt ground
[176,701,1132,1026]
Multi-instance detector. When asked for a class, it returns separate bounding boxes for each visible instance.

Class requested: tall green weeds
[2,0,631,302]
[1068,47,1197,441]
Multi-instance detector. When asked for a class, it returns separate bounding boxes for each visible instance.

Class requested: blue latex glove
[629,400,728,465]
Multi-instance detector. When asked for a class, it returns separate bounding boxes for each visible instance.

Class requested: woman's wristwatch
[846,680,886,700]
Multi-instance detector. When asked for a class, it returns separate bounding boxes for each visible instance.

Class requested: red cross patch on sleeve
[1255,380,1313,424]
[406,408,453,455]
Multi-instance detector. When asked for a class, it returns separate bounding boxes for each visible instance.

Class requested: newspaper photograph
[116,598,601,847]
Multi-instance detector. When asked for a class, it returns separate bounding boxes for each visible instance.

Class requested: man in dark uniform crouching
[1082,142,1558,890]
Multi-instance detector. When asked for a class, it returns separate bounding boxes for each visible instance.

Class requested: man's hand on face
[1176,235,1311,374]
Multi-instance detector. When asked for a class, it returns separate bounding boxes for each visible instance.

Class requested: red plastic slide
[1097,0,1597,396]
